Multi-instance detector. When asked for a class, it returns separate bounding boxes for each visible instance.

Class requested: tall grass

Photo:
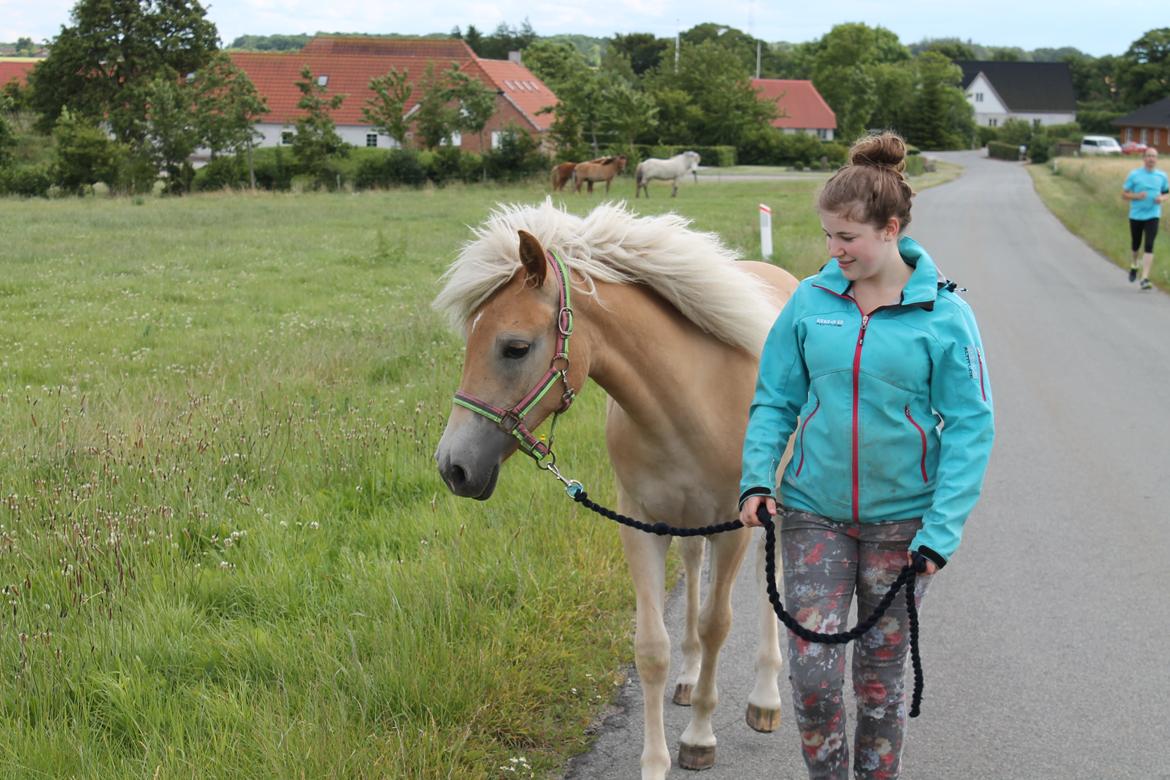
[0,167,957,778]
[1029,156,1168,288]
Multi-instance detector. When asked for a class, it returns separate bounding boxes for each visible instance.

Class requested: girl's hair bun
[818,130,914,230]
[849,132,907,173]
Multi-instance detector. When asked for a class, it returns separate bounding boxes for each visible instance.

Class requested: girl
[739,132,994,779]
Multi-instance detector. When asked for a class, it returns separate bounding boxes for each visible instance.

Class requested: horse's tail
[635,163,645,187]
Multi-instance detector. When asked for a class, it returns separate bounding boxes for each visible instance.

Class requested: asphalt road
[564,151,1170,780]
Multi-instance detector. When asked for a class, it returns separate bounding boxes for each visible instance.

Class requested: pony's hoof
[677,742,715,770]
[745,703,781,733]
[672,683,693,706]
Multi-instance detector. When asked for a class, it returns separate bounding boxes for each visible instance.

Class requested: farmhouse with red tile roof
[751,79,837,141]
[228,36,557,153]
[0,59,37,88]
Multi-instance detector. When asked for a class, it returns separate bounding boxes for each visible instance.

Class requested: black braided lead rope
[569,489,927,717]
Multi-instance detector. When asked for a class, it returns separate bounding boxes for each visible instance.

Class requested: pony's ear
[517,230,547,288]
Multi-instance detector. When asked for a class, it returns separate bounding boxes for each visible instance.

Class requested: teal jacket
[739,237,994,567]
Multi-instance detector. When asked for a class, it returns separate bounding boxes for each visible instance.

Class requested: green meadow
[0,166,956,779]
[1029,155,1168,289]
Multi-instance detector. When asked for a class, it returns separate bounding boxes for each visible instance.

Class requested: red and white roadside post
[759,203,773,260]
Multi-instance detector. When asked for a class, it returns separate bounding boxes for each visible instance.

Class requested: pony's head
[434,212,590,499]
[433,199,777,499]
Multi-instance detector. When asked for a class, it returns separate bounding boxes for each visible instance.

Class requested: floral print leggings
[781,509,932,780]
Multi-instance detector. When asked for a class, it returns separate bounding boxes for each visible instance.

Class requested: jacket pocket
[795,398,821,477]
[904,405,928,483]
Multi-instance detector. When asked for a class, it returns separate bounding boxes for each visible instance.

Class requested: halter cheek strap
[452,248,576,462]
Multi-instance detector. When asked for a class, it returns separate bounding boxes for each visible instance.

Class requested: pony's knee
[634,639,671,682]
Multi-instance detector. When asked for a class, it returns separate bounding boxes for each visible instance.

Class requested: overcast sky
[0,0,1154,58]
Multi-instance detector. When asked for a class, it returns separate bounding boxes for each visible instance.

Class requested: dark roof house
[957,61,1076,128]
[1111,96,1170,153]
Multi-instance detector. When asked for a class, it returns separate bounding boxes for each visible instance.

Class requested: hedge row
[192,138,549,192]
[987,141,1021,161]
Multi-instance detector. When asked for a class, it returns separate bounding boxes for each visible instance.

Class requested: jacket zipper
[905,406,929,483]
[852,314,869,523]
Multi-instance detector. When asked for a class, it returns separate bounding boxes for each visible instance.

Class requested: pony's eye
[502,342,530,360]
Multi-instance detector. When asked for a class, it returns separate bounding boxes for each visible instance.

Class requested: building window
[1034,119,1042,128]
[817,128,829,140]
[281,131,294,144]
[974,92,983,103]
[988,118,998,127]
[1140,128,1148,144]
[366,133,378,148]
[317,74,328,87]
[1126,128,1133,142]
[491,131,504,149]
[440,132,462,147]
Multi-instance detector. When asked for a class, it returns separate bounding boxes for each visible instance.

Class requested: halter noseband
[452,248,576,463]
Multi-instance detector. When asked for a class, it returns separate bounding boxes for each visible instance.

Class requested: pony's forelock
[432,199,777,353]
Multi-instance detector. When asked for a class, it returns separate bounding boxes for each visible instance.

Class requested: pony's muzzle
[435,422,505,500]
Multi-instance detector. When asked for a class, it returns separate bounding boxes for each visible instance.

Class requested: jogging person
[1123,147,1169,290]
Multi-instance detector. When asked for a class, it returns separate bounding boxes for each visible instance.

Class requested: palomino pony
[434,200,798,779]
[574,155,628,194]
[636,151,701,198]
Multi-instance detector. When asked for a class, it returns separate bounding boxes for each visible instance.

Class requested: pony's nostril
[448,464,468,489]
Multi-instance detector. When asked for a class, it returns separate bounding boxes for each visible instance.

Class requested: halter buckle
[498,411,521,434]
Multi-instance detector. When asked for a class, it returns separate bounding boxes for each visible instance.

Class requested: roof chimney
[508,50,522,64]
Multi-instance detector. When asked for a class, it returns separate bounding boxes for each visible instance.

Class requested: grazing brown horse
[434,200,798,779]
[574,155,628,194]
[551,161,577,191]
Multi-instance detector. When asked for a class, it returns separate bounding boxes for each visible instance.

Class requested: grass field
[0,165,958,779]
[1028,155,1168,290]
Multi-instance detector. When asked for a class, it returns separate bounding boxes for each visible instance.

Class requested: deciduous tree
[28,0,218,144]
[1116,28,1170,108]
[413,64,460,150]
[812,23,909,143]
[191,53,267,159]
[143,74,201,192]
[362,68,412,147]
[291,65,346,182]
[446,69,496,152]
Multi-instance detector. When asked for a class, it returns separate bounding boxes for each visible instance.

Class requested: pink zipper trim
[905,406,928,483]
[977,348,987,401]
[795,399,821,476]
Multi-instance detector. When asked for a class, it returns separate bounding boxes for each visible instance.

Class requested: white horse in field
[434,200,796,779]
[636,151,701,198]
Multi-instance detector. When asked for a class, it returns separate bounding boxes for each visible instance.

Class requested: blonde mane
[433,199,778,354]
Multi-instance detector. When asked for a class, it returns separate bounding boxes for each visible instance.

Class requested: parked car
[1121,141,1149,155]
[1080,135,1122,155]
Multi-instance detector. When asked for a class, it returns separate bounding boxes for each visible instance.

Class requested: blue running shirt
[1124,167,1170,221]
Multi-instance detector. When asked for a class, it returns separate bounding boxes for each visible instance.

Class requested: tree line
[2,1,1168,196]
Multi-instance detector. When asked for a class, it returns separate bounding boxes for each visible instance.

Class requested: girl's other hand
[740,495,777,527]
[909,551,939,575]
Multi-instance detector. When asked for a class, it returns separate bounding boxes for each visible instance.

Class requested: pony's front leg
[618,522,673,780]
[746,525,783,731]
[671,536,705,706]
[670,178,679,197]
[677,528,751,770]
